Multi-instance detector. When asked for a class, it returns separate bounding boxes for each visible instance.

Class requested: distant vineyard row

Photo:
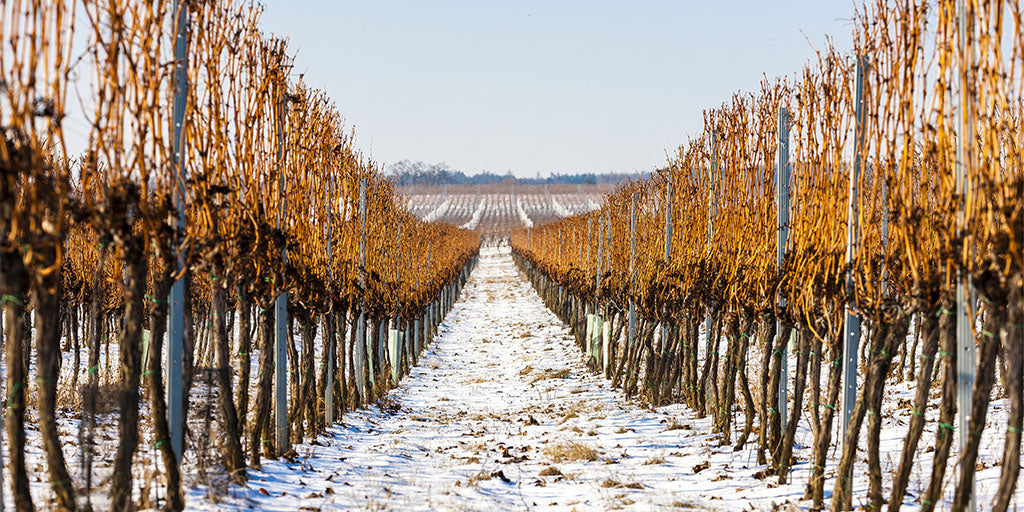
[400,184,613,237]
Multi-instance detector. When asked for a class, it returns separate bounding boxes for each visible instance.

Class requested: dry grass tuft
[375,394,402,415]
[530,368,571,384]
[467,471,492,486]
[67,382,122,417]
[559,400,602,424]
[544,441,598,463]
[601,479,643,489]
[664,419,690,431]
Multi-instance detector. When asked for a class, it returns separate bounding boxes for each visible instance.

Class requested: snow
[422,197,451,222]
[549,195,572,218]
[462,197,486,230]
[13,246,1011,511]
[516,197,534,228]
[182,246,1022,511]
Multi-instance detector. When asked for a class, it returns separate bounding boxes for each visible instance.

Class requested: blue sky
[260,1,858,177]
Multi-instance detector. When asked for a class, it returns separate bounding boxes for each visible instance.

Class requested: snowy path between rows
[192,247,722,511]
[188,247,1019,511]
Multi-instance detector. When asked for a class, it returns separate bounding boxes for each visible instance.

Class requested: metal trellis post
[954,1,976,508]
[705,131,719,358]
[166,0,189,464]
[324,206,335,425]
[273,90,289,457]
[628,193,636,354]
[840,55,868,487]
[663,174,672,362]
[776,107,792,429]
[356,178,367,401]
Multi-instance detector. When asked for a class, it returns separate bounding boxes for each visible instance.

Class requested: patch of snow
[516,197,533,228]
[461,196,486,230]
[550,195,572,218]
[423,197,451,223]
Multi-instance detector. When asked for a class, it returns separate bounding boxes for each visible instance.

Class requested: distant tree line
[386,160,644,186]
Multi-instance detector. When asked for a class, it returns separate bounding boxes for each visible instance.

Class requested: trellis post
[628,194,636,355]
[705,131,719,358]
[954,1,977,508]
[391,224,403,385]
[355,178,367,401]
[663,174,672,361]
[273,88,289,457]
[840,55,868,489]
[603,215,612,375]
[775,107,792,428]
[585,218,595,360]
[324,192,335,425]
[166,0,189,464]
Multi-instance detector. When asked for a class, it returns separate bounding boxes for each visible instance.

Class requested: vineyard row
[1,1,478,510]
[511,1,1022,510]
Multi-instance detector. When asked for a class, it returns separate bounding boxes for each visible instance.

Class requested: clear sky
[260,1,858,178]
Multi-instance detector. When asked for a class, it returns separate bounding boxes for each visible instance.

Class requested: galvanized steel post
[273,88,289,457]
[166,0,189,464]
[325,178,337,425]
[705,132,719,358]
[628,194,636,352]
[775,107,792,428]
[597,216,606,370]
[324,212,335,425]
[355,178,367,401]
[954,1,976,508]
[663,174,672,360]
[840,56,868,485]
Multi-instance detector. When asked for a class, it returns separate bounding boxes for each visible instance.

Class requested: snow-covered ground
[402,189,605,231]
[462,197,486,230]
[186,247,1021,511]
[516,197,534,228]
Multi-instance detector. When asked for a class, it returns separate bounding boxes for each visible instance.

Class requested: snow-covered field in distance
[400,184,612,238]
